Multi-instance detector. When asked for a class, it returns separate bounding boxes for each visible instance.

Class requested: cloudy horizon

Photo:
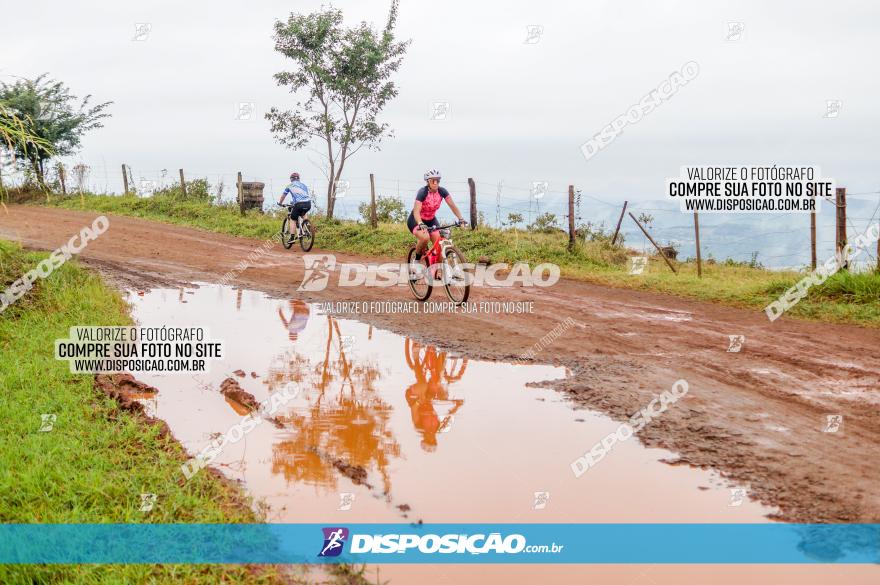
[3,0,880,266]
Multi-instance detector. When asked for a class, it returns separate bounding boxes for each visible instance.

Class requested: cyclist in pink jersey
[408,169,467,259]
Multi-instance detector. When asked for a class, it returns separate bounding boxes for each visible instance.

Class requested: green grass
[26,190,880,327]
[0,240,294,584]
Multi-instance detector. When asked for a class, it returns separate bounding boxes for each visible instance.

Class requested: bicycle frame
[421,224,458,274]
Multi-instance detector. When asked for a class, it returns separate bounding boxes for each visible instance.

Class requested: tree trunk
[329,163,348,220]
[326,160,336,219]
[30,156,47,191]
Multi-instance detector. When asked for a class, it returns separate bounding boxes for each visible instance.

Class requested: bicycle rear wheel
[443,245,472,304]
[280,217,294,249]
[407,245,432,301]
[299,219,314,252]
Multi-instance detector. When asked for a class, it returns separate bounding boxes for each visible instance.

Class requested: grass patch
[31,191,880,327]
[0,240,294,584]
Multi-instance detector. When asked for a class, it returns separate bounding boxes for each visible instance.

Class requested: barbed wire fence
[4,160,879,272]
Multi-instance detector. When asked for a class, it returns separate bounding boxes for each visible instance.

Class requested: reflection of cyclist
[277,299,310,342]
[404,339,465,452]
[408,169,467,260]
[278,172,311,237]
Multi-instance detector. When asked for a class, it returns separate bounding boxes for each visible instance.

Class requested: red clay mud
[4,206,879,523]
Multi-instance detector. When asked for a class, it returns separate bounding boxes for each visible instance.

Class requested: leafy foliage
[504,212,524,229]
[151,178,213,201]
[358,195,407,223]
[0,74,111,187]
[266,1,409,218]
[576,220,624,245]
[528,212,561,233]
[0,104,54,174]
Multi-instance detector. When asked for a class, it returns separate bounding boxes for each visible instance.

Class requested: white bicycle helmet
[423,169,441,181]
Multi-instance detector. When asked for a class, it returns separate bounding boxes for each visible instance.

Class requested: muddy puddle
[120,285,880,583]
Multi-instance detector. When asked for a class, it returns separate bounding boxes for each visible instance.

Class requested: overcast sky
[3,0,880,216]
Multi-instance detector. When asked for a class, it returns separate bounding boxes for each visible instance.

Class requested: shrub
[152,178,213,201]
[528,212,561,233]
[577,220,624,246]
[357,195,407,224]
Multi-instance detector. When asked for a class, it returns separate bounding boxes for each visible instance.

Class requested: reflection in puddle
[121,285,880,585]
[126,284,775,527]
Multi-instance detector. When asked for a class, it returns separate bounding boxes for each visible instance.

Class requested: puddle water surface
[121,285,876,584]
[128,284,770,525]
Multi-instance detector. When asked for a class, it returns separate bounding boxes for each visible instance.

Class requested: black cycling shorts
[289,201,311,222]
[407,212,439,233]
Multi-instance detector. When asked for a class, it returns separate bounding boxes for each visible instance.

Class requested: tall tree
[266,1,409,218]
[0,74,111,188]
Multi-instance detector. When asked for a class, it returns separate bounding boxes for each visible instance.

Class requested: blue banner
[0,524,877,564]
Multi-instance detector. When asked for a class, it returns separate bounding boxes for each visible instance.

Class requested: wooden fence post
[236,172,244,215]
[810,209,817,271]
[59,164,67,196]
[611,200,628,245]
[121,164,129,195]
[567,185,576,251]
[369,173,377,228]
[179,169,187,198]
[694,210,702,278]
[468,178,477,230]
[835,187,847,269]
[629,212,678,274]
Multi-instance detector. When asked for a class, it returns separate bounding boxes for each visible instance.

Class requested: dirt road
[2,205,878,523]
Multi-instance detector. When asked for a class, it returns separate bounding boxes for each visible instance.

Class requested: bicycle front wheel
[443,245,472,304]
[280,216,294,249]
[407,245,432,301]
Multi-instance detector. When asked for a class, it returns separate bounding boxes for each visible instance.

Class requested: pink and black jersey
[415,186,449,220]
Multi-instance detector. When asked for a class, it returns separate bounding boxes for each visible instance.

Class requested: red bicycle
[406,223,473,304]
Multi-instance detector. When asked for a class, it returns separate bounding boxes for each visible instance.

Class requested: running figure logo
[318,527,349,557]
[727,335,745,353]
[298,254,337,292]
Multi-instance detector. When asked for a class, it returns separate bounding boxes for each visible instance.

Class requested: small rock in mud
[332,459,370,488]
[232,369,246,378]
[115,373,158,394]
[397,504,411,512]
[94,373,158,412]
[219,378,260,412]
[265,416,285,429]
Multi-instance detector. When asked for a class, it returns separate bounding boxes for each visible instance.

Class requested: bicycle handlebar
[421,222,467,231]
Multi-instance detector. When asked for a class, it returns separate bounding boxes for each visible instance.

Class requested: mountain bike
[279,204,314,252]
[407,223,473,304]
